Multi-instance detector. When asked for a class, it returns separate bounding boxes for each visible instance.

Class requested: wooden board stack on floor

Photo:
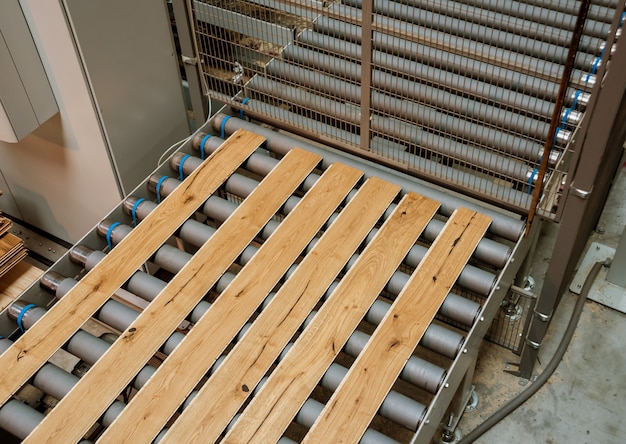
[0,215,28,279]
[0,214,38,311]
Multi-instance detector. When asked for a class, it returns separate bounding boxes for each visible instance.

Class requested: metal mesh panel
[189,0,623,215]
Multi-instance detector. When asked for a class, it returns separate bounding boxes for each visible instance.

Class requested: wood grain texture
[160,177,400,444]
[0,129,264,408]
[303,208,492,444]
[222,193,440,444]
[23,142,319,443]
[0,262,43,311]
[96,162,363,444]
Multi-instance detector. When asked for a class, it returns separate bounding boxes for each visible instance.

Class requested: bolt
[596,227,605,234]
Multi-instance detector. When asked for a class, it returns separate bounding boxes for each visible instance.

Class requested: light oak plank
[94,161,362,444]
[303,208,492,444]
[0,262,43,311]
[0,129,264,407]
[222,192,440,444]
[161,177,400,444]
[23,146,321,443]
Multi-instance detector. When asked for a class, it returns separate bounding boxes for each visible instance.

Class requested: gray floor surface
[456,160,626,443]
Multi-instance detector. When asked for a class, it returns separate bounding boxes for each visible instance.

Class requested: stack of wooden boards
[0,216,28,277]
[0,215,39,312]
[0,130,492,443]
[0,215,28,279]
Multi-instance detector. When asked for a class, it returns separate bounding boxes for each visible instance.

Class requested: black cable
[459,260,606,444]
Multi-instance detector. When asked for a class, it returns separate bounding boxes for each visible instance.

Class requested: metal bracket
[569,183,593,199]
[181,55,198,65]
[525,338,541,349]
[533,309,552,322]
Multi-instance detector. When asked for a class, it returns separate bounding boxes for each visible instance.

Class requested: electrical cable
[157,0,214,166]
[459,260,607,444]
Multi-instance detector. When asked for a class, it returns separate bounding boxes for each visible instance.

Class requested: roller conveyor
[0,128,527,443]
[1,0,623,442]
[196,0,624,213]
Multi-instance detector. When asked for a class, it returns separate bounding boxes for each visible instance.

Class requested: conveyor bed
[0,125,528,443]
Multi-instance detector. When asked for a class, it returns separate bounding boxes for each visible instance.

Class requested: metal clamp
[525,338,541,349]
[570,184,593,199]
[533,309,552,322]
[182,55,198,65]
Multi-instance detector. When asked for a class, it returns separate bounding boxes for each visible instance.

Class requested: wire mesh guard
[189,0,624,215]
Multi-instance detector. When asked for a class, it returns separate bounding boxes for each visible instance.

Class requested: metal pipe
[324,4,596,75]
[343,0,604,57]
[296,30,561,119]
[349,0,613,41]
[138,171,498,297]
[249,74,540,180]
[174,150,513,268]
[212,114,525,240]
[313,16,585,101]
[9,293,424,436]
[264,60,553,162]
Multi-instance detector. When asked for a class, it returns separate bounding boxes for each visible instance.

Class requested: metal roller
[278,45,571,143]
[172,150,513,269]
[233,102,534,207]
[0,398,44,441]
[137,171,497,298]
[212,115,525,241]
[343,0,605,56]
[353,0,613,40]
[249,75,541,180]
[312,16,589,102]
[9,293,423,435]
[263,60,555,161]
[320,6,596,75]
[294,31,577,121]
[363,299,465,359]
[297,398,400,444]
[122,188,484,326]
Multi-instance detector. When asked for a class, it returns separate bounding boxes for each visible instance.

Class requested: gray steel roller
[343,0,606,54]
[296,30,575,119]
[146,165,498,297]
[323,4,597,75]
[249,74,542,180]
[313,16,590,99]
[264,59,554,161]
[212,114,526,241]
[233,101,534,209]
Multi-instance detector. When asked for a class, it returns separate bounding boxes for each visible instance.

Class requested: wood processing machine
[1,0,625,443]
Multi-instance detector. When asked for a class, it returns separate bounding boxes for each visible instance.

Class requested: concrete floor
[457,160,626,443]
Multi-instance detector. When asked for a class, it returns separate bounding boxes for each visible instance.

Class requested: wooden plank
[97,162,363,444]
[0,129,264,407]
[24,147,323,443]
[222,192,440,444]
[160,177,401,444]
[0,261,43,311]
[303,208,492,444]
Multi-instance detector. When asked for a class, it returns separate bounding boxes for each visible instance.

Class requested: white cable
[157,0,214,166]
